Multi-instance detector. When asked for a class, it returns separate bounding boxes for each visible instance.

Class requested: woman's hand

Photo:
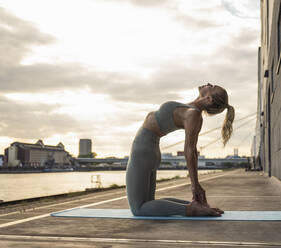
[192,184,224,214]
[192,183,208,206]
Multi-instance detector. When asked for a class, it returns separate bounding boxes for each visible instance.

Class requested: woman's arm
[183,111,208,205]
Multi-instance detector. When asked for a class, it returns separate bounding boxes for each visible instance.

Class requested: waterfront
[0,170,221,202]
[0,170,183,202]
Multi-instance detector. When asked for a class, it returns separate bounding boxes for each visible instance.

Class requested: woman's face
[198,83,228,111]
[198,83,217,97]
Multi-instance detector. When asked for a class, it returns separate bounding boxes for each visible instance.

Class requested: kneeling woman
[126,83,235,216]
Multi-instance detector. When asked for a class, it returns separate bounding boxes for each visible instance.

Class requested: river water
[0,170,218,202]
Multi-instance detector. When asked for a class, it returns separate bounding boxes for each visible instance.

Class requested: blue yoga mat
[51,208,281,221]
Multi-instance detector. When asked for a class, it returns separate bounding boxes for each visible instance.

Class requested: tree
[78,152,97,158]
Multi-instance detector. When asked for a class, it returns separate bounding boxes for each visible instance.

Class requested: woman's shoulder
[173,104,202,127]
[159,100,179,106]
[181,106,202,121]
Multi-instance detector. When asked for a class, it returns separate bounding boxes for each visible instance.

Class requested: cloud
[0,59,187,103]
[0,28,258,103]
[99,0,172,8]
[0,3,259,157]
[0,6,258,105]
[0,51,257,102]
[0,7,55,66]
[0,36,258,106]
[221,0,260,19]
[129,0,170,8]
[99,0,221,29]
[174,13,222,29]
[0,96,82,139]
[0,63,91,93]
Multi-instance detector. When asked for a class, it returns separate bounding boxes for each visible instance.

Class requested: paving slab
[0,169,281,247]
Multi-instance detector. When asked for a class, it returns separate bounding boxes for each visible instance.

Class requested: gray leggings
[126,127,189,216]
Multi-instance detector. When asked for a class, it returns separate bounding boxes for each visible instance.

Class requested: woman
[126,83,235,216]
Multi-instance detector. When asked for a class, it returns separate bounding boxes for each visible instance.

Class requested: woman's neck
[187,97,206,112]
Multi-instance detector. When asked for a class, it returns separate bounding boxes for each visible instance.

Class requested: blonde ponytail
[221,105,235,146]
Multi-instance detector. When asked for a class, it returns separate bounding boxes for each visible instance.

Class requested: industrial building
[79,139,92,157]
[0,155,3,167]
[253,0,281,180]
[4,140,72,167]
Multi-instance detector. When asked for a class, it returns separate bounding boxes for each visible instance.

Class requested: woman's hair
[221,105,235,146]
[204,87,235,146]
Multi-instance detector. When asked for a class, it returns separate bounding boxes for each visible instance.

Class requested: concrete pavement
[0,169,281,247]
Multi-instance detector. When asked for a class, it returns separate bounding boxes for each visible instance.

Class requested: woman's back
[154,101,200,135]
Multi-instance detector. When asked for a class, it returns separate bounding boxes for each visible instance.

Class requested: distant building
[162,153,173,158]
[234,148,239,157]
[0,155,3,167]
[4,140,71,167]
[177,151,185,157]
[79,139,92,157]
[177,151,202,157]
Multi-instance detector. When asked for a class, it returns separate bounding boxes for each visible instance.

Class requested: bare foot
[211,207,224,214]
[186,201,221,217]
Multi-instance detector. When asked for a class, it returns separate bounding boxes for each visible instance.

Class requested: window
[271,59,276,103]
[271,59,274,90]
[277,4,281,74]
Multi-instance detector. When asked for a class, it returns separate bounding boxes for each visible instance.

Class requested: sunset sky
[0,0,260,158]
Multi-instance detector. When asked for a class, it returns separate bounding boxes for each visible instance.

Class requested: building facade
[4,140,71,167]
[255,0,281,179]
[79,139,92,157]
[0,155,3,167]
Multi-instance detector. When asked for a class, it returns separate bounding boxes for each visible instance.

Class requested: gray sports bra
[154,101,200,135]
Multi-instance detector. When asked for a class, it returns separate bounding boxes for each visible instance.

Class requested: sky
[0,0,260,158]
